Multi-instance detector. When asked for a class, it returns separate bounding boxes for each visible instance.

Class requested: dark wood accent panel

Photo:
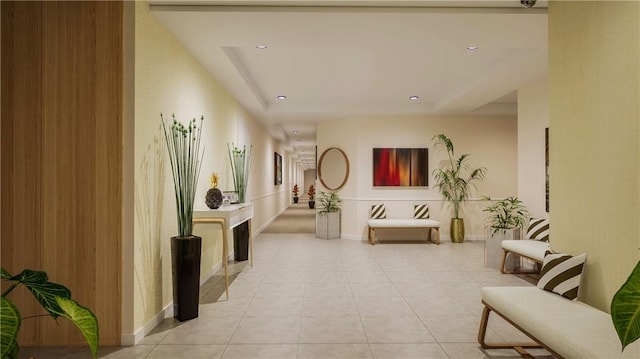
[1,1,122,346]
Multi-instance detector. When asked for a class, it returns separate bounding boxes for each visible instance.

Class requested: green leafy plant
[228,143,252,203]
[432,134,487,218]
[317,191,342,214]
[1,268,99,359]
[161,114,205,237]
[292,184,300,197]
[482,196,529,236]
[307,184,316,201]
[611,260,640,351]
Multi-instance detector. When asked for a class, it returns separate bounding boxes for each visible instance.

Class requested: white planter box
[485,228,520,270]
[316,211,341,239]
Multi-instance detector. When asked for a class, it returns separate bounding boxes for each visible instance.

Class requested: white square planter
[316,211,341,239]
[485,228,520,270]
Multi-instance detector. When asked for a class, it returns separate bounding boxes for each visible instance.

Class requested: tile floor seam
[345,256,378,359]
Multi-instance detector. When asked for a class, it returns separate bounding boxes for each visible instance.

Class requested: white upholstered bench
[478,286,640,358]
[500,218,551,274]
[500,239,549,274]
[367,218,441,245]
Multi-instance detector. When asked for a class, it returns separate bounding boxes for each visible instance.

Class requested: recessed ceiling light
[466,46,479,51]
[409,96,419,100]
[277,95,287,100]
[256,45,268,49]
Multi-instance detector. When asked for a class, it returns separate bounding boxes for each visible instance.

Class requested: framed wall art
[373,148,428,187]
[545,127,549,212]
[274,152,283,185]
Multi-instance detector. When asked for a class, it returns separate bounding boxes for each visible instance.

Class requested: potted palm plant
[482,196,529,269]
[307,184,316,209]
[292,184,300,203]
[432,134,487,243]
[316,191,342,239]
[162,113,205,321]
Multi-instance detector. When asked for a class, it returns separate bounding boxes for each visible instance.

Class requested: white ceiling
[150,0,548,170]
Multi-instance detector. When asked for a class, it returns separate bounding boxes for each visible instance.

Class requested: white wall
[317,115,518,241]
[518,77,549,218]
[130,1,301,341]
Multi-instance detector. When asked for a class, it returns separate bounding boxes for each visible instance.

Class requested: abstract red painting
[373,148,429,186]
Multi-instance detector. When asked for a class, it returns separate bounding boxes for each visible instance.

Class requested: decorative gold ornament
[209,172,219,189]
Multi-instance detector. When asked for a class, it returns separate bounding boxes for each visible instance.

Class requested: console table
[193,203,254,300]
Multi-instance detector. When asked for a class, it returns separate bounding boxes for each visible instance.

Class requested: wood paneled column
[2,0,123,346]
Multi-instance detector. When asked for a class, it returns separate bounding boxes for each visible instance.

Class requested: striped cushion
[526,218,550,241]
[370,204,386,219]
[414,204,430,219]
[537,251,586,300]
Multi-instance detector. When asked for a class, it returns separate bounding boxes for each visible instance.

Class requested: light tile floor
[20,234,553,359]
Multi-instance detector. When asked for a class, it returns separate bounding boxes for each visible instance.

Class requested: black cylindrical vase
[171,235,202,321]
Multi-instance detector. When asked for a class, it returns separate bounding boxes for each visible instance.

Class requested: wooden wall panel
[1,1,43,346]
[42,0,98,344]
[94,0,124,344]
[1,0,122,347]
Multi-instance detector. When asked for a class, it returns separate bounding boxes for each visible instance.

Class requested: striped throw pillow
[526,218,550,241]
[537,251,586,300]
[414,204,429,219]
[370,204,386,219]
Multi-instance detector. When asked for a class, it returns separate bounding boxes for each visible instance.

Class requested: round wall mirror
[318,147,350,191]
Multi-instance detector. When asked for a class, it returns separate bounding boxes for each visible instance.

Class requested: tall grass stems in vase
[228,143,252,203]
[162,113,205,321]
[161,114,205,237]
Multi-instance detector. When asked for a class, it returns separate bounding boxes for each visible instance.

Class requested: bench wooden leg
[500,250,510,274]
[368,227,376,245]
[478,303,546,356]
[432,228,441,245]
[501,250,543,275]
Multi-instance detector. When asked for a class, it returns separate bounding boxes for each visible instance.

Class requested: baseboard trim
[255,206,288,234]
[120,301,172,346]
[121,251,235,345]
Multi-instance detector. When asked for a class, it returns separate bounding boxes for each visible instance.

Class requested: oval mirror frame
[318,147,350,191]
